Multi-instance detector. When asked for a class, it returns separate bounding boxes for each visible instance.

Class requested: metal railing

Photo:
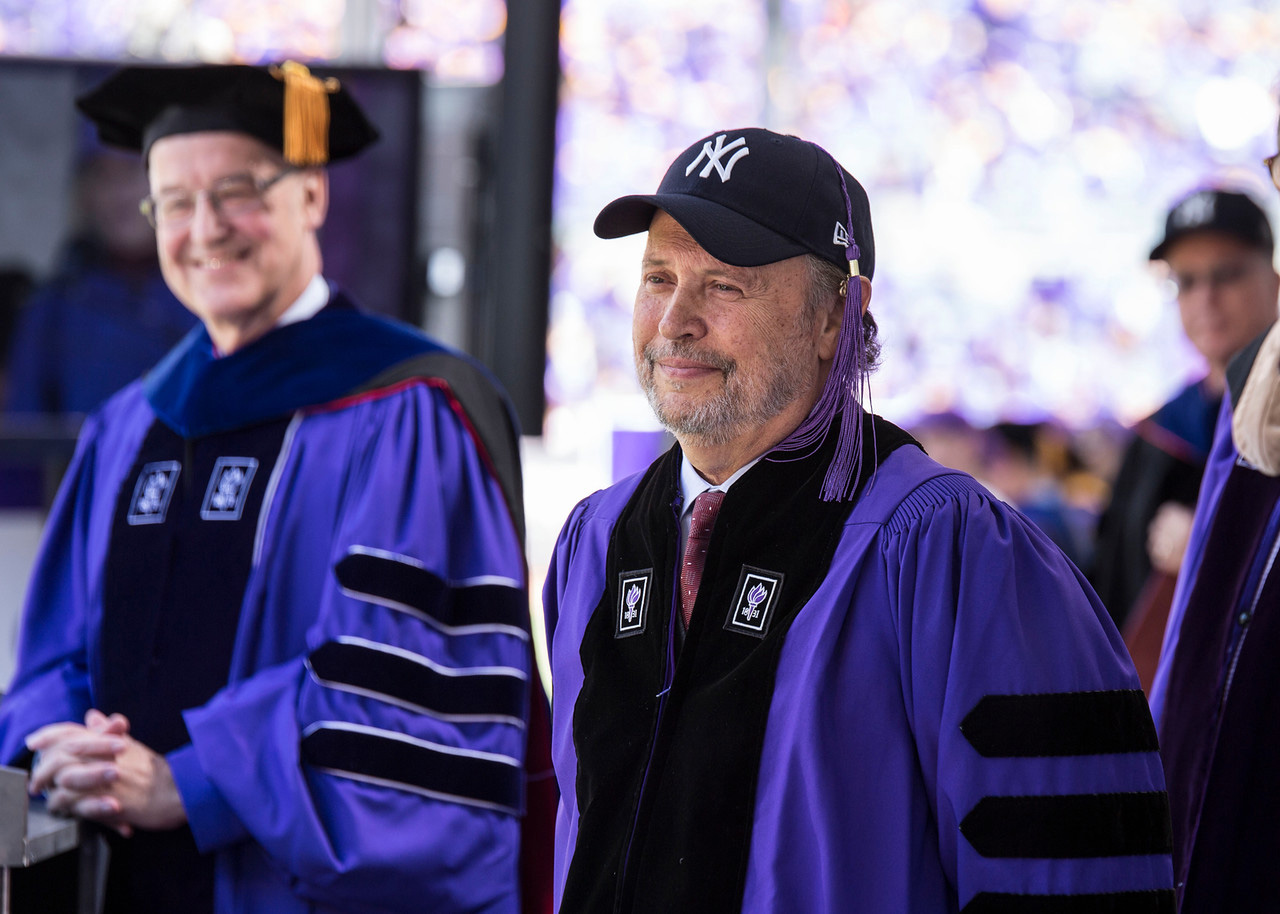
[0,766,104,914]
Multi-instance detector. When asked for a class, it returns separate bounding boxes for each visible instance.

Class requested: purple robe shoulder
[546,440,1173,913]
[0,303,533,913]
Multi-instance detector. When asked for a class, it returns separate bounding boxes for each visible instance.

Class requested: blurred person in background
[545,128,1172,913]
[905,409,985,478]
[1092,188,1279,687]
[3,146,196,416]
[1148,144,1280,913]
[0,62,550,914]
[978,420,1095,571]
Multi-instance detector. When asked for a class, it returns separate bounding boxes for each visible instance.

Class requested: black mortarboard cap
[75,61,379,166]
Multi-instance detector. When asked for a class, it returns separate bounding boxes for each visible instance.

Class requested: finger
[52,762,119,793]
[47,789,123,823]
[29,738,127,795]
[26,723,91,751]
[74,794,123,821]
[85,711,129,735]
[44,785,115,817]
[44,733,126,760]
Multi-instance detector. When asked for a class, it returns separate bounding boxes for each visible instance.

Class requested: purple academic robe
[546,417,1173,913]
[1149,327,1280,912]
[0,293,533,913]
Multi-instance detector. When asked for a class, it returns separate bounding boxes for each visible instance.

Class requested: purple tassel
[771,149,874,501]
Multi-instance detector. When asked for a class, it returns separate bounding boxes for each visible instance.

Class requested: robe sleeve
[0,416,101,764]
[541,497,594,909]
[171,383,532,912]
[882,474,1174,910]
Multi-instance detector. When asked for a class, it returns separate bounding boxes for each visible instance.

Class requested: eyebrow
[642,255,750,280]
[152,170,260,196]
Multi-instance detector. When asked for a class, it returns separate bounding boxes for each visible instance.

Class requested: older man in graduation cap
[0,62,550,914]
[543,129,1175,912]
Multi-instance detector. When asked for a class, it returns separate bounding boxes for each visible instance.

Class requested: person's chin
[189,287,263,325]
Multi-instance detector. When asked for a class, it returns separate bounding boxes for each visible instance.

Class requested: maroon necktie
[681,490,725,626]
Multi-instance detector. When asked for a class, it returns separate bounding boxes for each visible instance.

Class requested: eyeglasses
[1172,261,1254,297]
[1265,153,1280,192]
[139,167,298,229]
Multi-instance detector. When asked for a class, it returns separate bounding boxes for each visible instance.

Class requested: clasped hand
[26,710,186,836]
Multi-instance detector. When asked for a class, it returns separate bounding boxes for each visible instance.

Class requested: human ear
[301,168,329,229]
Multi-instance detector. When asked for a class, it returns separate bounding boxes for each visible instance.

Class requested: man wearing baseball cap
[0,62,550,913]
[1147,157,1280,907]
[1093,188,1279,661]
[543,129,1173,912]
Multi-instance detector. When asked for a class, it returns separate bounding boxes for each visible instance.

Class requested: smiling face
[147,131,328,353]
[633,211,843,477]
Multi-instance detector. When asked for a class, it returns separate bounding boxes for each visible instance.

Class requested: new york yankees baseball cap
[594,128,875,279]
[1149,188,1274,262]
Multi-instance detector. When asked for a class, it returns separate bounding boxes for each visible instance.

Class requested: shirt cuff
[167,742,250,852]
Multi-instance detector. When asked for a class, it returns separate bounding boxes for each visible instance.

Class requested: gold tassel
[270,61,339,166]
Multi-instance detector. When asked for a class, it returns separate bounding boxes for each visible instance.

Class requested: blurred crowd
[908,410,1120,575]
[549,0,1279,438]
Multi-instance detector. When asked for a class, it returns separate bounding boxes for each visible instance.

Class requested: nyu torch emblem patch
[725,565,784,638]
[127,461,181,525]
[200,457,259,521]
[615,569,653,638]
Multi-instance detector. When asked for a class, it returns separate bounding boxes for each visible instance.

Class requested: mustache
[642,341,735,374]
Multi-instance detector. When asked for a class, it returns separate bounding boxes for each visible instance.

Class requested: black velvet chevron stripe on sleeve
[301,725,522,814]
[960,792,1173,859]
[959,691,1160,757]
[961,890,1175,914]
[334,551,527,631]
[308,640,526,721]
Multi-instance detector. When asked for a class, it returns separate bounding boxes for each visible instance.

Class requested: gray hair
[804,255,881,370]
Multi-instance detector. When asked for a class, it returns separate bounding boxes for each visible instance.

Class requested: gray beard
[638,341,813,449]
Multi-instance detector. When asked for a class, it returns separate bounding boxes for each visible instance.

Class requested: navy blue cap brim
[1149,227,1270,262]
[594,193,813,268]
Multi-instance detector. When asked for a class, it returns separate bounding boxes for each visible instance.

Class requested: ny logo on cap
[686,134,751,183]
[1172,192,1216,229]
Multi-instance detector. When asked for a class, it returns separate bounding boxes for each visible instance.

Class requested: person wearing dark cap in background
[0,62,551,914]
[1091,189,1279,687]
[543,129,1173,913]
[1146,139,1280,914]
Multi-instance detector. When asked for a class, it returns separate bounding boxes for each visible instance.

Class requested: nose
[188,190,231,243]
[1178,280,1215,312]
[657,286,707,341]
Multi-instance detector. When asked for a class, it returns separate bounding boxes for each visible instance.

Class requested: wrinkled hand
[26,710,186,836]
[1147,502,1195,577]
